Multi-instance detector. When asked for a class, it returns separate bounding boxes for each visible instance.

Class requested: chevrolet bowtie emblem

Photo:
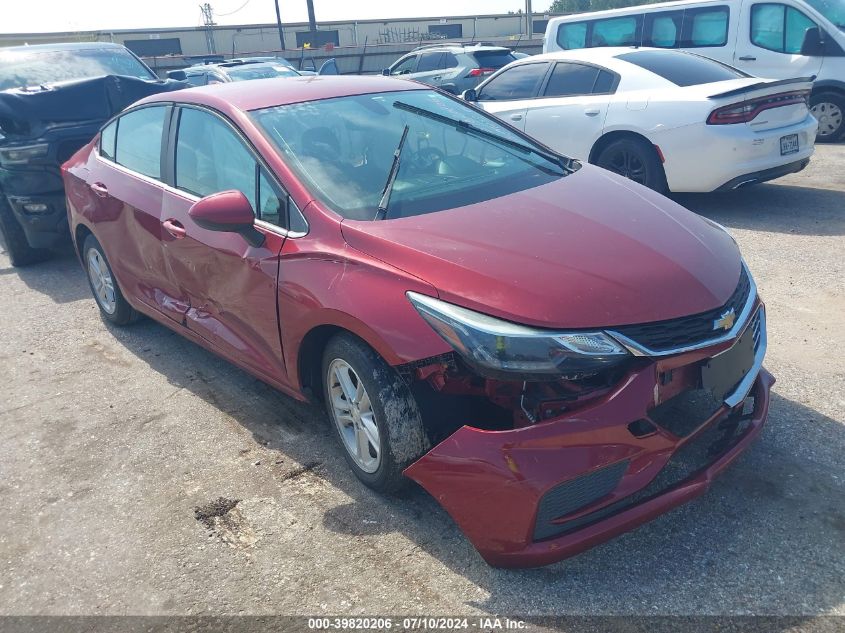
[713,308,736,331]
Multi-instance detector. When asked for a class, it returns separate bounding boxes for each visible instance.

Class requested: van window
[557,22,588,49]
[644,11,684,47]
[685,7,730,46]
[618,50,749,86]
[803,0,845,30]
[751,3,819,53]
[477,62,549,101]
[592,16,642,46]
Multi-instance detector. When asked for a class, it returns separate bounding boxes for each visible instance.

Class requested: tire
[322,333,430,494]
[82,235,138,326]
[594,137,667,193]
[0,194,51,267]
[810,91,845,143]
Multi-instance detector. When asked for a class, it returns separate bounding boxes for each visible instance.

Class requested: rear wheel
[322,333,429,494]
[82,235,138,325]
[594,137,667,193]
[0,195,51,267]
[810,92,845,142]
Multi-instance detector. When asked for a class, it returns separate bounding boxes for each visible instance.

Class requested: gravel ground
[0,145,843,622]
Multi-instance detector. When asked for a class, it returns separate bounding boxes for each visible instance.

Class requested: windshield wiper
[393,101,571,174]
[374,124,410,221]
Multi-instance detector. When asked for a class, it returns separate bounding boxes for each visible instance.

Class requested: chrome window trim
[606,262,758,357]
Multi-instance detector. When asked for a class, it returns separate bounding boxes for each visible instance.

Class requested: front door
[734,1,824,79]
[159,105,290,383]
[475,62,553,132]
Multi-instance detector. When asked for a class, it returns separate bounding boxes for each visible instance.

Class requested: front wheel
[810,92,845,142]
[0,195,51,267]
[322,333,430,493]
[594,137,667,193]
[82,235,138,325]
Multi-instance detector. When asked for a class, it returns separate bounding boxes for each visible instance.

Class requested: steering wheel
[408,147,445,173]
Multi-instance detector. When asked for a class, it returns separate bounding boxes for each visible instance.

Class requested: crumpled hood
[340,165,742,329]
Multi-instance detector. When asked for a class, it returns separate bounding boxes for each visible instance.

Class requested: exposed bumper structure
[405,307,773,568]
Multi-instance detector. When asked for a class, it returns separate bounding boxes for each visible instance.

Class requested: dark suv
[0,42,184,266]
[381,43,521,94]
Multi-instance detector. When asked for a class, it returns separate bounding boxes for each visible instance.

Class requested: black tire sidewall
[811,92,845,143]
[0,194,50,267]
[595,138,667,193]
[321,334,428,494]
[82,235,136,325]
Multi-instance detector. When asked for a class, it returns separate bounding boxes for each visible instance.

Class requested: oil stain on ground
[194,497,258,550]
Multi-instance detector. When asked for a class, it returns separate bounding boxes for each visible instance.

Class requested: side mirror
[188,190,264,247]
[381,68,390,76]
[167,70,187,81]
[800,26,824,56]
[462,88,478,102]
[318,58,339,75]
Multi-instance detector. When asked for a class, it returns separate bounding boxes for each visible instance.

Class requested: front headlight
[407,292,629,381]
[0,143,49,166]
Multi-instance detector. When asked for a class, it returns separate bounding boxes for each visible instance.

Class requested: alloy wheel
[604,149,646,184]
[328,359,381,474]
[811,101,843,138]
[86,247,117,315]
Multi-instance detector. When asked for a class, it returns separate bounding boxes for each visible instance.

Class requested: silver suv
[381,43,521,94]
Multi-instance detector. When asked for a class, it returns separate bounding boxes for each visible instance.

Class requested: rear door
[159,105,290,382]
[522,62,616,158]
[734,1,824,78]
[476,62,553,130]
[84,104,190,322]
[413,51,447,87]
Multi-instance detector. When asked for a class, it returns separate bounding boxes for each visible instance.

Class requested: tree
[548,0,664,13]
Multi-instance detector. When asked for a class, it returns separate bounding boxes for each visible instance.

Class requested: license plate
[780,134,799,155]
[701,326,756,403]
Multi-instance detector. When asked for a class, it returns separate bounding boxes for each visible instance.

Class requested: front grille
[533,460,629,541]
[532,402,754,542]
[612,266,751,353]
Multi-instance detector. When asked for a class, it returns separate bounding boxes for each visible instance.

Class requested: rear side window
[417,52,445,72]
[557,22,588,49]
[592,16,642,46]
[114,106,166,179]
[617,50,749,86]
[470,50,519,69]
[686,7,730,46]
[644,11,684,47]
[544,63,604,97]
[99,120,117,161]
[184,72,208,86]
[477,62,549,101]
[443,52,459,68]
[751,3,818,53]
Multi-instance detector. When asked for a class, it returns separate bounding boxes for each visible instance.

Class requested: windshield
[251,89,568,220]
[225,64,300,81]
[0,48,156,90]
[804,0,845,29]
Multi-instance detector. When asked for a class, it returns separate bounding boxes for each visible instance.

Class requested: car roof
[413,43,510,53]
[508,46,688,72]
[185,60,293,72]
[0,42,126,54]
[137,75,428,112]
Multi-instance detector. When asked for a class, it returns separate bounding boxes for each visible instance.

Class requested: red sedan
[62,76,772,568]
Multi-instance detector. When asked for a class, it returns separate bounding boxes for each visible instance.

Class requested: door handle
[90,182,109,197]
[738,55,757,61]
[584,108,601,116]
[162,218,186,239]
[510,114,523,121]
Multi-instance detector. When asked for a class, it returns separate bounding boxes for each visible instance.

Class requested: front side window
[175,107,256,204]
[0,47,156,90]
[477,63,549,101]
[251,89,569,221]
[390,55,417,75]
[803,0,845,30]
[752,3,819,52]
[114,106,166,179]
[544,63,602,97]
[225,64,300,81]
[184,72,208,86]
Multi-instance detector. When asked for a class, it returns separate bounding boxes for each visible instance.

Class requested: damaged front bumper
[405,306,773,568]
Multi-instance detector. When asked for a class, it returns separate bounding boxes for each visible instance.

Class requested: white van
[543,0,845,141]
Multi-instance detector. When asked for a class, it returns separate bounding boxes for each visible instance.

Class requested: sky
[3,0,548,34]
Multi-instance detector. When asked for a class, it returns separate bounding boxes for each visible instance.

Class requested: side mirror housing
[167,70,187,81]
[800,26,824,56]
[381,68,390,76]
[462,88,478,102]
[188,190,264,247]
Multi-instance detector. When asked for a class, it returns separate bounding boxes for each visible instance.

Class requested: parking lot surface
[0,145,843,619]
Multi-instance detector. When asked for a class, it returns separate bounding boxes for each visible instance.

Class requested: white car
[464,47,819,193]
